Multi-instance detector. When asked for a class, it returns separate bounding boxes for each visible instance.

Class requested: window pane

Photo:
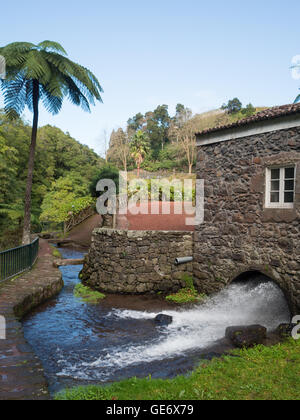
[271,181,280,191]
[285,180,294,191]
[284,192,294,203]
[271,192,280,203]
[271,169,280,180]
[285,167,295,179]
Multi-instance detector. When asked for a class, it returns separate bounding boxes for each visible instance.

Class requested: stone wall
[194,126,300,314]
[81,228,193,294]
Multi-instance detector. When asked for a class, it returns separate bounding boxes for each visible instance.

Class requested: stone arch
[229,266,293,315]
[232,269,271,283]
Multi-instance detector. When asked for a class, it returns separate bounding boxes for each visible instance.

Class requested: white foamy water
[57,280,290,381]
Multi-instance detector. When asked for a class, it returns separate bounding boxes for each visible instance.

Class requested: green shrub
[166,275,207,304]
[74,284,105,303]
[52,248,62,258]
[127,178,195,202]
[183,274,194,289]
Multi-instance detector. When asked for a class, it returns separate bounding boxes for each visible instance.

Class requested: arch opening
[230,270,292,323]
[232,270,273,286]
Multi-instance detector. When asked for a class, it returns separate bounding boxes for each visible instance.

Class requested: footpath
[0,239,63,400]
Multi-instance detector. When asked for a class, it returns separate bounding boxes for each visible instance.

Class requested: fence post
[0,239,39,283]
[29,242,33,268]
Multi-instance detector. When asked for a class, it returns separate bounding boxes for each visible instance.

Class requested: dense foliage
[74,284,105,303]
[107,101,260,173]
[165,275,207,304]
[130,130,150,177]
[89,164,121,198]
[0,40,103,244]
[0,111,104,249]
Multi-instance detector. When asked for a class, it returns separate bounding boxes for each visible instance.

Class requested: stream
[23,248,291,395]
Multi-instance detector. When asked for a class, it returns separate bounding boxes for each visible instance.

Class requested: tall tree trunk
[123,153,127,172]
[22,80,39,245]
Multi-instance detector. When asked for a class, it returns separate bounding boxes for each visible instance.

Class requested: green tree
[130,130,150,177]
[144,105,170,157]
[40,175,94,234]
[0,134,19,205]
[221,98,242,114]
[241,103,256,117]
[127,113,145,131]
[89,164,120,197]
[0,41,103,244]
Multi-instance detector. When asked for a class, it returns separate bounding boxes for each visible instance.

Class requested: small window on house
[266,167,296,209]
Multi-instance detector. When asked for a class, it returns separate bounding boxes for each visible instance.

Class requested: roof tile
[196,103,300,137]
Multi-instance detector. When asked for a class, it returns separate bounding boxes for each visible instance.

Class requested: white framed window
[265,166,296,209]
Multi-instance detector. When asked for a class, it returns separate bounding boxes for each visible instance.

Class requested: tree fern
[0,40,103,244]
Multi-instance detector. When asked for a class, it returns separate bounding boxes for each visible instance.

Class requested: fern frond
[0,40,103,118]
[38,41,67,56]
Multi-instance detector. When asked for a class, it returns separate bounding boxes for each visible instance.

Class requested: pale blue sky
[1,0,300,156]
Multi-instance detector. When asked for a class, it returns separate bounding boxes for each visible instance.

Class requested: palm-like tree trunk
[137,155,142,178]
[22,80,39,245]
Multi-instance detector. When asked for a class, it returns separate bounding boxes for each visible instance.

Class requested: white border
[265,166,296,209]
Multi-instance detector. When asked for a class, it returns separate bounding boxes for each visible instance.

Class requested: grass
[74,283,105,303]
[55,339,300,400]
[166,275,207,304]
[166,288,206,304]
[52,247,62,259]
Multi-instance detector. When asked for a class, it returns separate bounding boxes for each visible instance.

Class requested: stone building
[194,104,300,315]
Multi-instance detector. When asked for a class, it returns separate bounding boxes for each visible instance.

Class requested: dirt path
[0,239,63,400]
[67,214,102,248]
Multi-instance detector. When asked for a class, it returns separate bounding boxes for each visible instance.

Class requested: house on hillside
[194,104,300,314]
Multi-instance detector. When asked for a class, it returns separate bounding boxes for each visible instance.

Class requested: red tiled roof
[196,103,300,137]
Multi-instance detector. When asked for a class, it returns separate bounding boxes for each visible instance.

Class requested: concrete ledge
[53,258,84,268]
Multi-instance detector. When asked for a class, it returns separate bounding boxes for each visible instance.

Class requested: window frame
[265,166,296,209]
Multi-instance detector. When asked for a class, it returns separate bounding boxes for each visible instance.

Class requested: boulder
[225,325,267,348]
[275,323,295,339]
[154,314,173,326]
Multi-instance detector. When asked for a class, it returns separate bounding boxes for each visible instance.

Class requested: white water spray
[58,279,290,381]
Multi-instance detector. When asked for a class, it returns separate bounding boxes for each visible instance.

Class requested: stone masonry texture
[82,229,193,294]
[194,126,300,315]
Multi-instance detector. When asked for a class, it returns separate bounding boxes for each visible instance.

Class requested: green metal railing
[0,238,39,282]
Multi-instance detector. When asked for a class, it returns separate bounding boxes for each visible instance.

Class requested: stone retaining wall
[81,228,193,294]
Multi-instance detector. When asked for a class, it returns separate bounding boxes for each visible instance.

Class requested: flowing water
[23,248,290,395]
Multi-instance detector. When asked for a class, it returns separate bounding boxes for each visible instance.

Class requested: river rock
[154,314,173,326]
[225,325,267,348]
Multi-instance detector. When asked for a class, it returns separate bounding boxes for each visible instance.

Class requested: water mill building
[194,104,300,315]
